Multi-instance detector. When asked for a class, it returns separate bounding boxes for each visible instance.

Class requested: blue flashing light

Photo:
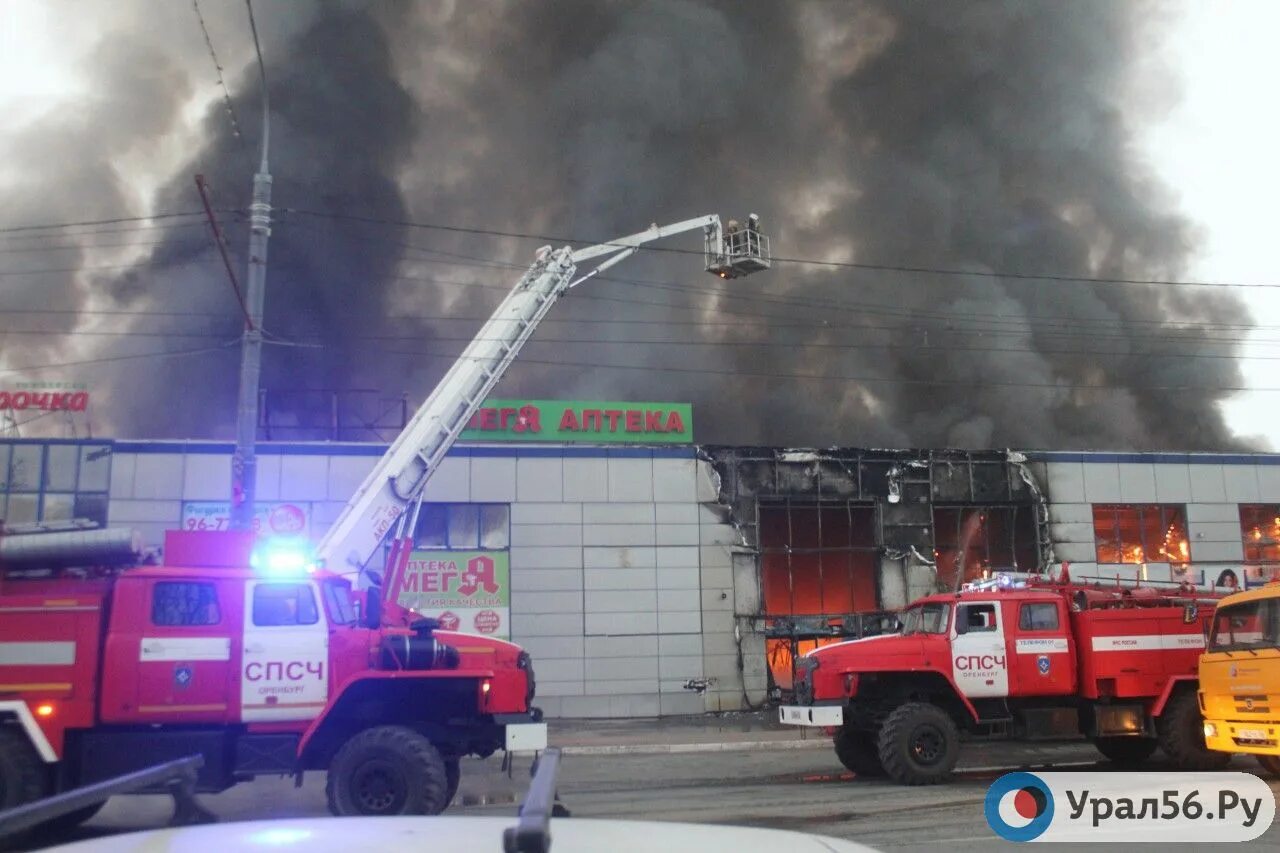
[250,539,316,576]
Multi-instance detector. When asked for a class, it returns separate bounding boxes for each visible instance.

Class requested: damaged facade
[700,447,1051,699]
[1,436,1276,717]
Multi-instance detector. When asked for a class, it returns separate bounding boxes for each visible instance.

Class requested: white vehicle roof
[48,816,877,853]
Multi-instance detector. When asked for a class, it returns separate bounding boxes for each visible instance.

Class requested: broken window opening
[932,505,1038,590]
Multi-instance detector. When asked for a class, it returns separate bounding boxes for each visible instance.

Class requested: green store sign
[459,399,692,444]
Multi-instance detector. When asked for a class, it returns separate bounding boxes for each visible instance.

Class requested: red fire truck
[0,526,543,823]
[779,569,1228,785]
[0,214,771,828]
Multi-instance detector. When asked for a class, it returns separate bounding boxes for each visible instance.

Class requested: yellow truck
[1199,581,1280,777]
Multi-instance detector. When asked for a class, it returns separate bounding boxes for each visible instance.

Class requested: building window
[0,441,111,527]
[1092,504,1189,564]
[933,506,1038,589]
[1240,504,1280,563]
[152,582,220,626]
[253,583,319,627]
[413,503,509,550]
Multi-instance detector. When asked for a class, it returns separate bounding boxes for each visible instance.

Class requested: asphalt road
[27,742,1280,852]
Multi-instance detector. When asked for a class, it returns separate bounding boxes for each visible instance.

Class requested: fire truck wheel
[1092,736,1157,767]
[1157,690,1231,771]
[833,726,885,777]
[876,702,959,786]
[0,727,46,811]
[326,726,450,817]
[1255,754,1280,778]
[444,758,461,807]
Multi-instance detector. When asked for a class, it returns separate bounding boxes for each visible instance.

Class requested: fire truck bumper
[1202,718,1280,756]
[496,712,548,752]
[778,703,844,727]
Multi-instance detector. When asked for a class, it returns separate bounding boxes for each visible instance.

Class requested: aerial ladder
[315,214,770,599]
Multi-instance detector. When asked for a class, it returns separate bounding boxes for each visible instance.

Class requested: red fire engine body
[779,572,1228,785]
[0,530,541,822]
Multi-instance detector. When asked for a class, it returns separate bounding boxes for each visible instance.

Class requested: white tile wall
[1190,540,1245,562]
[1153,465,1192,502]
[509,546,583,569]
[516,458,564,502]
[255,455,282,500]
[1082,462,1121,502]
[1222,466,1260,501]
[583,524,657,547]
[1258,467,1280,501]
[510,524,583,547]
[695,460,720,502]
[584,547,656,569]
[563,458,608,502]
[109,453,136,498]
[510,569,583,592]
[589,635,658,657]
[515,591,585,614]
[1191,521,1245,542]
[652,458,698,502]
[425,457,470,502]
[586,612,656,635]
[131,454,184,500]
[607,459,654,502]
[584,568,656,590]
[1186,503,1242,523]
[327,456,375,504]
[658,634,703,656]
[471,457,517,502]
[108,499,182,524]
[654,524,699,545]
[655,503,699,525]
[511,503,582,525]
[583,503,655,524]
[279,456,328,500]
[585,590,657,613]
[1046,462,1085,502]
[657,567,700,589]
[1188,465,1227,503]
[181,454,228,500]
[1117,463,1156,502]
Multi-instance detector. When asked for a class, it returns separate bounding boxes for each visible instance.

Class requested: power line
[4,326,1279,362]
[0,238,171,255]
[0,212,216,236]
[0,221,221,243]
[362,348,1280,394]
[285,207,1280,291]
[192,0,245,145]
[0,343,237,376]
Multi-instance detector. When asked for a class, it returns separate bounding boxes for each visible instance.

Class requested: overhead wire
[283,207,1280,291]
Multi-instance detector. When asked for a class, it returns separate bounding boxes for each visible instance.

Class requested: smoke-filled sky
[0,0,1275,450]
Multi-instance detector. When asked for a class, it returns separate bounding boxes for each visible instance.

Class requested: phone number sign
[181,501,312,536]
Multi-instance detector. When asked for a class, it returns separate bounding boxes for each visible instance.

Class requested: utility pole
[231,0,271,532]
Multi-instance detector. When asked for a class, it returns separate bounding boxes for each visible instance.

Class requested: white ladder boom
[315,214,769,573]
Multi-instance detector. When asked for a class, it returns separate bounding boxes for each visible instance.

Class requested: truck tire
[1255,754,1280,778]
[876,702,959,786]
[834,726,885,777]
[1092,736,1157,767]
[0,727,46,810]
[444,758,461,808]
[326,726,450,817]
[1156,690,1231,771]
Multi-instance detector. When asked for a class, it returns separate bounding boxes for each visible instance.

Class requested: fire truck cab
[0,529,542,824]
[779,570,1227,785]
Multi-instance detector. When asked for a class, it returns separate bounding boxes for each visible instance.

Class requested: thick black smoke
[0,0,1252,450]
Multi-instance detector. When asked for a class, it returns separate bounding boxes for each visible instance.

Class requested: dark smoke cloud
[0,0,1252,450]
